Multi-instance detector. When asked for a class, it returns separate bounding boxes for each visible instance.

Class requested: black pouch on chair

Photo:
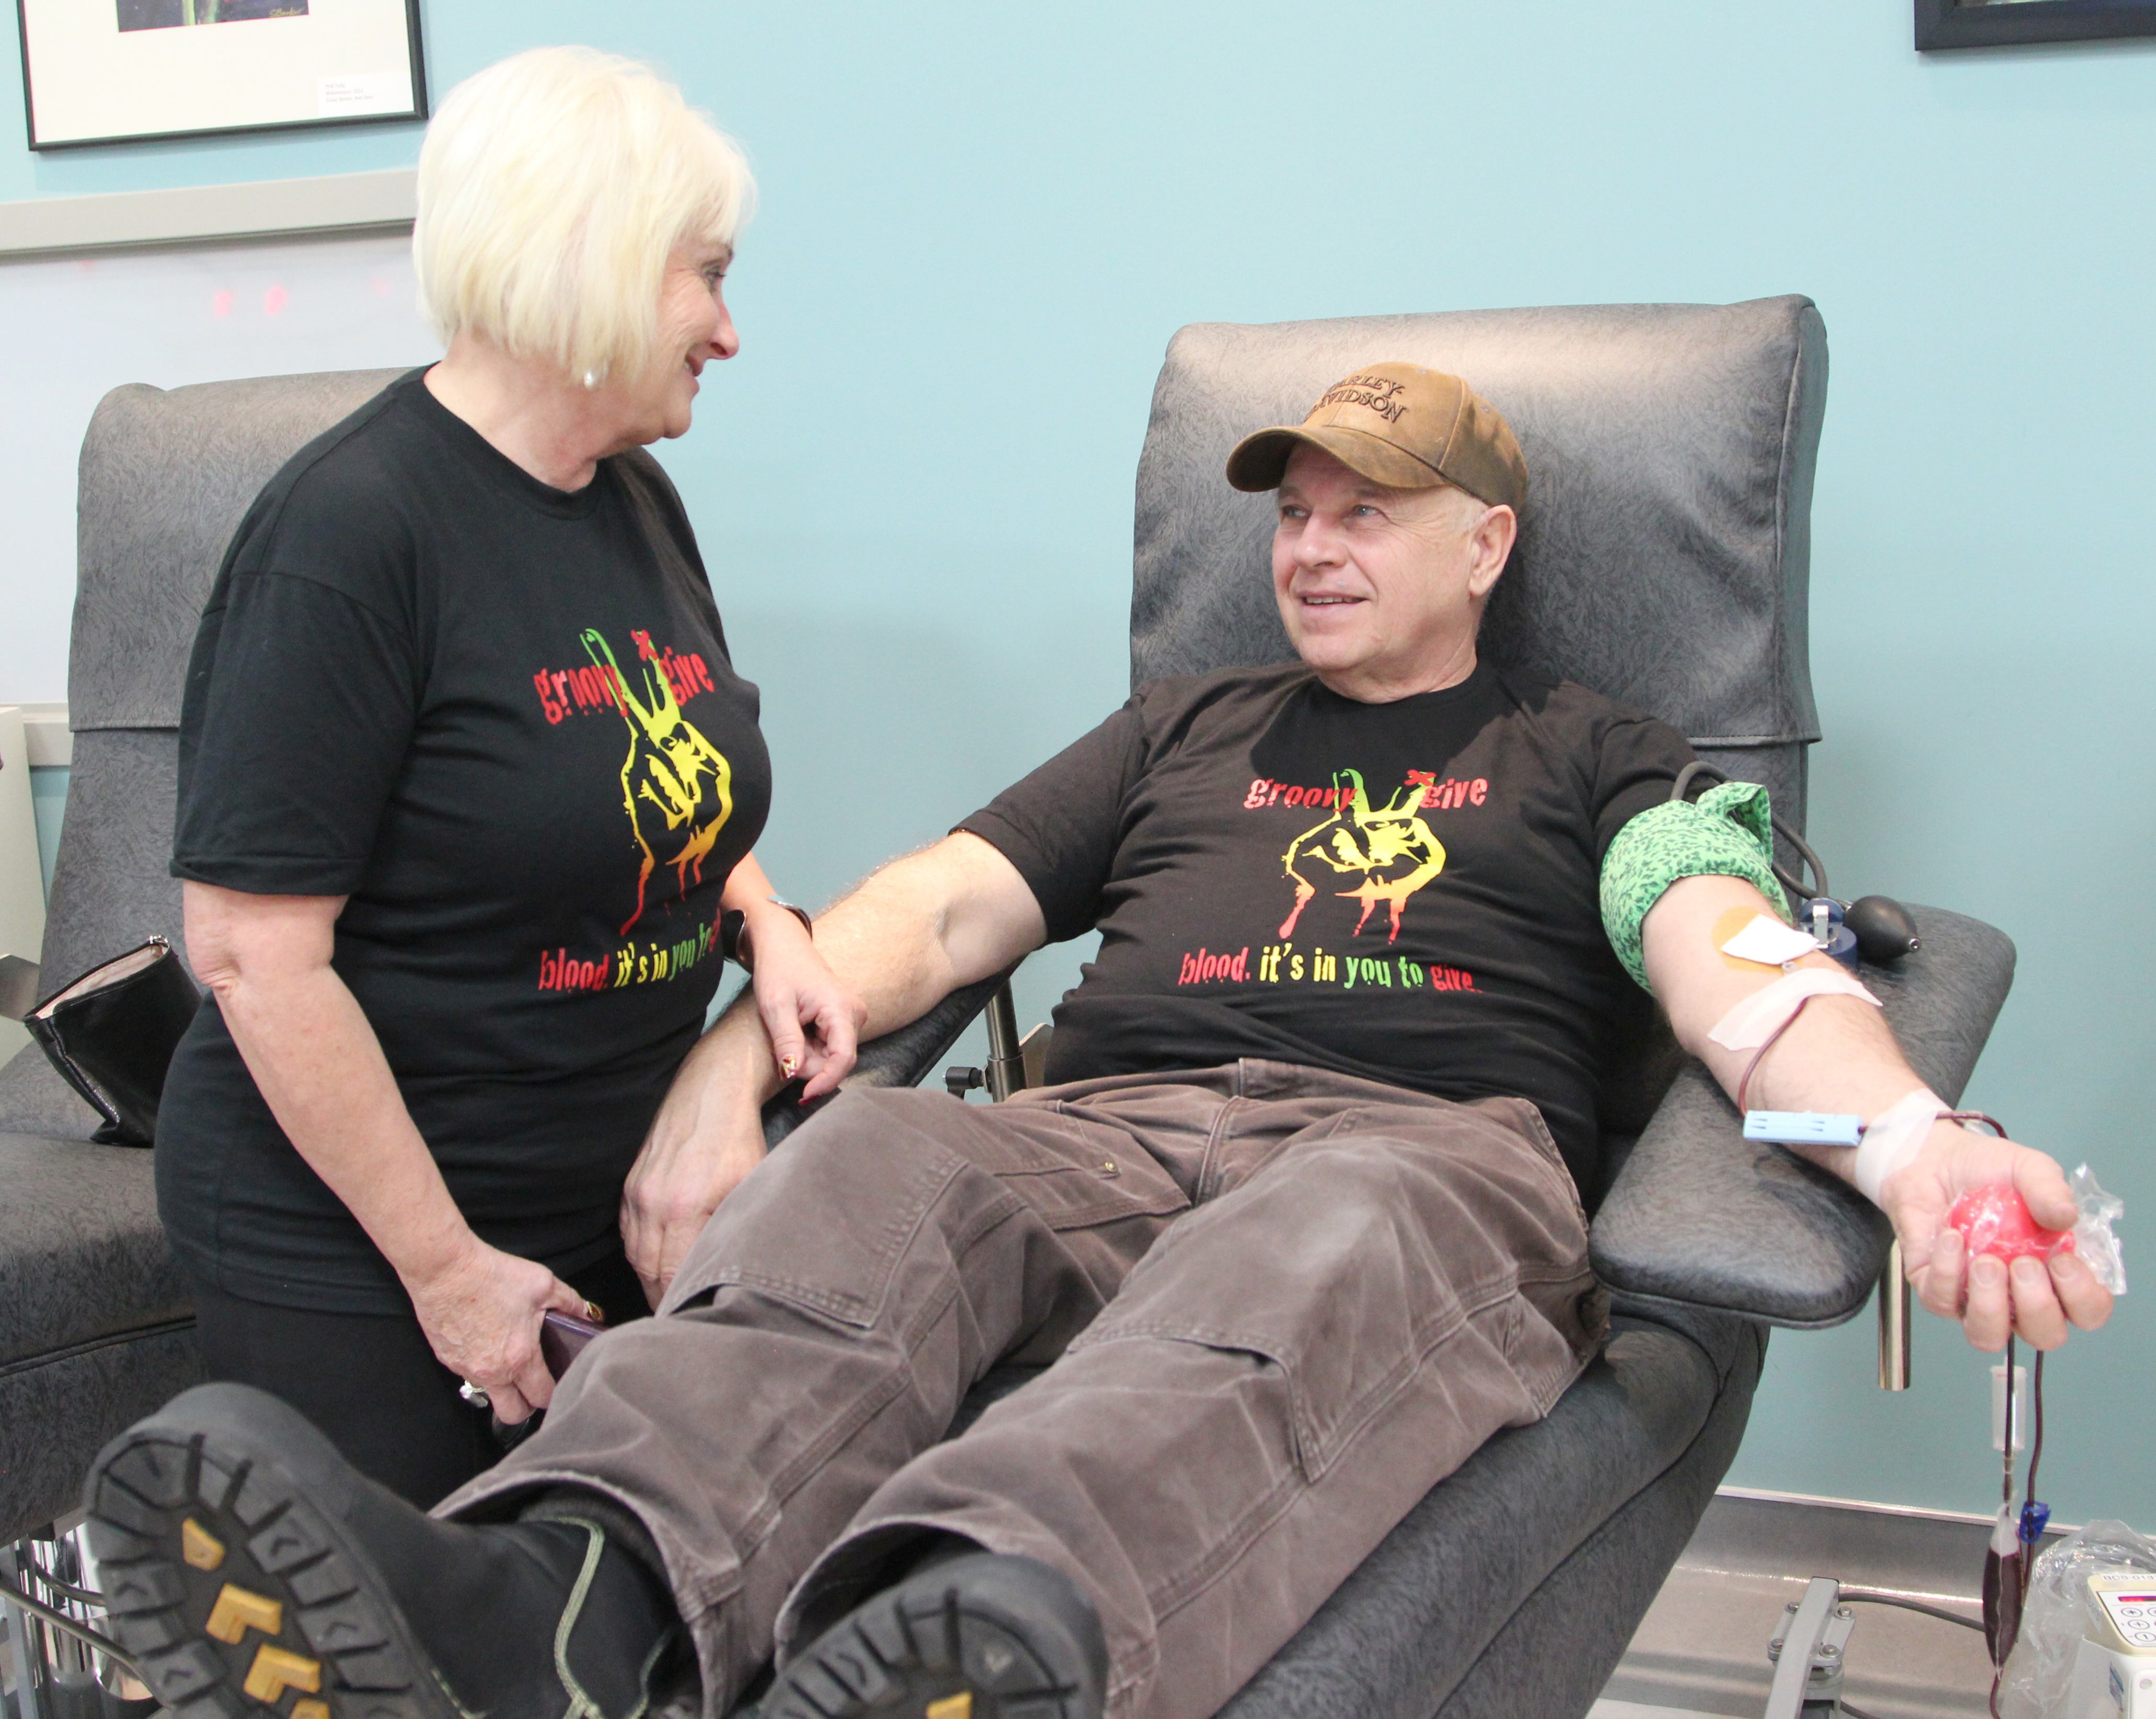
[25,936,202,1146]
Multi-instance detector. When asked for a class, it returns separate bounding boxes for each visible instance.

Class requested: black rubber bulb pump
[1845,895,1920,964]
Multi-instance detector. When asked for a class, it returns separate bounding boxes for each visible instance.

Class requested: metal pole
[1877,1239,1910,1391]
[983,982,1025,1102]
[2,1543,45,1719]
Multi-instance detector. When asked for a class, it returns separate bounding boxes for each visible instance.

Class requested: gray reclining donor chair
[772,294,2014,1717]
[0,295,2014,1719]
[0,373,414,1559]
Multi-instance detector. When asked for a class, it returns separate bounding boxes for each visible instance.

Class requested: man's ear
[1466,503,1518,599]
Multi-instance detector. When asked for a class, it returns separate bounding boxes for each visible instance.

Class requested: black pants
[188,1249,647,1507]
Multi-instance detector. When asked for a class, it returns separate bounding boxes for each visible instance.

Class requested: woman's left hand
[743,904,864,1099]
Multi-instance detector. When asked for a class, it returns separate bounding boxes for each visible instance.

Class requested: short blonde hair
[415,48,755,384]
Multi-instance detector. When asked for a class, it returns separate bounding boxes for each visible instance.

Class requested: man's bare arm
[621,833,1047,1302]
[1642,873,2112,1353]
[801,832,1050,1058]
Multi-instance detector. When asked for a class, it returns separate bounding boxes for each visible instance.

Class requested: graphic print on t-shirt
[960,661,1696,1193]
[528,624,737,993]
[1177,765,1489,997]
[580,627,733,934]
[1277,767,1447,944]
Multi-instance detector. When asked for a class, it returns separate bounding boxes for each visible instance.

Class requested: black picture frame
[1916,0,2156,49]
[17,0,427,151]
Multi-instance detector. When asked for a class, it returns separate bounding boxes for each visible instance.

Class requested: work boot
[759,1552,1106,1719]
[82,1384,678,1719]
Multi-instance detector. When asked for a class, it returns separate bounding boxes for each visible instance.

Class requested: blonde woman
[155,48,861,1504]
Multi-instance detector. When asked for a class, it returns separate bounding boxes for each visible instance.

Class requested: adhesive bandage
[1719,913,1817,968]
[1707,967,1878,1053]
[1852,1085,1946,1205]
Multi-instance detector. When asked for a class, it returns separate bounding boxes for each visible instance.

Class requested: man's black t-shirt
[959,660,1692,1191]
[159,369,771,1313]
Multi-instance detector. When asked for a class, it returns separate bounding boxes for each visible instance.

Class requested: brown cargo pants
[440,1060,1603,1719]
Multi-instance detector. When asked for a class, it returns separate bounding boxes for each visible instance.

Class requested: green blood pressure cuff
[1600,780,1791,991]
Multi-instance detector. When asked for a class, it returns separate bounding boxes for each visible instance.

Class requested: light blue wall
[5,1,2151,1531]
[29,766,66,899]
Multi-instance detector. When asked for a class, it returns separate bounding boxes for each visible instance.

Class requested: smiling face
[613,240,739,444]
[1271,444,1517,703]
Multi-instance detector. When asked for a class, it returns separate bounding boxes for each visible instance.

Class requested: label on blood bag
[2095,1582,2156,1652]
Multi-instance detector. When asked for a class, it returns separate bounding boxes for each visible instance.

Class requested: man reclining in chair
[90,365,2111,1719]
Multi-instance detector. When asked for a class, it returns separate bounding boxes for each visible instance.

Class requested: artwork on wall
[1916,0,2156,49]
[16,0,426,148]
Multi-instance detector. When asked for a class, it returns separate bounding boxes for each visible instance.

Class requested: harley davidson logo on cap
[1225,361,1528,513]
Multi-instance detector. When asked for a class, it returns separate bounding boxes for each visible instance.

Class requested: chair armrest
[762,970,1014,1149]
[1589,905,2016,1329]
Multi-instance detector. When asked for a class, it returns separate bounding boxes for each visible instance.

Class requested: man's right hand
[620,1011,773,1308]
[617,833,1050,1307]
[406,1236,586,1425]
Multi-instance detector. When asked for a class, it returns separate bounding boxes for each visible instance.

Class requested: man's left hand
[1887,1121,2115,1351]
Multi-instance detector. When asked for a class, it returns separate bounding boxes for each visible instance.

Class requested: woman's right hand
[405,1237,587,1425]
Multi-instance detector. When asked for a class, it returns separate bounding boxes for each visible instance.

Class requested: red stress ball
[1948,1185,2074,1263]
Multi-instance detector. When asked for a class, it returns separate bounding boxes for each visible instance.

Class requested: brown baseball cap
[1225,361,1528,512]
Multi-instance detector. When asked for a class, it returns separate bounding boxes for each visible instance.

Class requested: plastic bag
[2071,1164,2127,1296]
[1997,1519,2156,1717]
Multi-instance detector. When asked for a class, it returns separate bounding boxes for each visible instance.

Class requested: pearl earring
[581,370,600,391]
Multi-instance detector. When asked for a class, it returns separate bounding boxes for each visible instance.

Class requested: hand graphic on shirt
[581,628,734,935]
[1278,768,1447,945]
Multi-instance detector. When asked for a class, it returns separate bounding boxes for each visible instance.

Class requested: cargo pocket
[1061,1135,1497,1482]
[663,1101,976,1328]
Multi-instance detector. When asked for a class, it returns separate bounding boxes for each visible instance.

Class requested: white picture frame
[17,0,426,150]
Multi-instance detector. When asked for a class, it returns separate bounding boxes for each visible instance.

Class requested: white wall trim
[14,704,71,767]
[0,168,415,260]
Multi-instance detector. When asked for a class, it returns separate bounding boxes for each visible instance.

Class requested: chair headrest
[1130,296,1826,753]
[71,368,410,732]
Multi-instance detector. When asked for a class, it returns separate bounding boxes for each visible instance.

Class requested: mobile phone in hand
[540,1308,606,1380]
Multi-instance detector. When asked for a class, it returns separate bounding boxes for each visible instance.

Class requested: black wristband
[723,899,813,972]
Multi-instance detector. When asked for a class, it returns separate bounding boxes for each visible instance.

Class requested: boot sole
[82,1385,461,1719]
[759,1555,1103,1719]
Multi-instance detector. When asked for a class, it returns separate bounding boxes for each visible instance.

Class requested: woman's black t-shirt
[158,369,771,1313]
[959,660,1692,1192]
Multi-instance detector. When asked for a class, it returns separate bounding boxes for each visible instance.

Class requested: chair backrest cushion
[40,371,406,987]
[1129,297,1827,826]
[71,369,411,733]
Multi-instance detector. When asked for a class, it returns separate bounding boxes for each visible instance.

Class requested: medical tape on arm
[1707,967,1878,1052]
[1852,1086,1947,1206]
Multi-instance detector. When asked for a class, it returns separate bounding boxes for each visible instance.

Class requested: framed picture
[17,0,426,150]
[1916,0,2156,49]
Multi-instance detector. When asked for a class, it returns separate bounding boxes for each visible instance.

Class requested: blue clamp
[1742,1111,1864,1149]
